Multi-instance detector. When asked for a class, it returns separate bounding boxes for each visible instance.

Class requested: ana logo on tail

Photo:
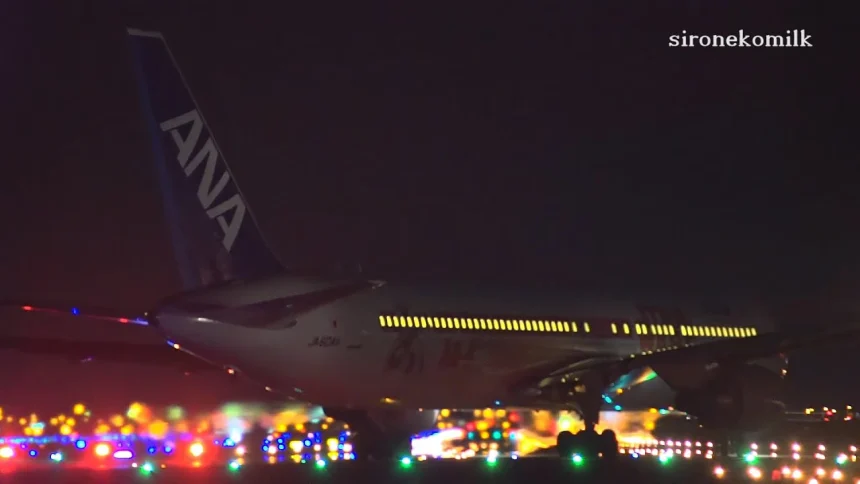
[160,110,246,252]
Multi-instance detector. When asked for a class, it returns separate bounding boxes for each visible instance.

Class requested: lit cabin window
[584,322,590,333]
[623,323,630,334]
[563,321,571,332]
[611,323,617,334]
[750,327,757,336]
[680,326,688,336]
[668,325,675,336]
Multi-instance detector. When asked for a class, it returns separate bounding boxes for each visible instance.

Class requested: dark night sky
[0,1,858,410]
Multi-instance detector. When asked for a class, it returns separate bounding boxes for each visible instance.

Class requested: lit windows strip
[377,315,758,338]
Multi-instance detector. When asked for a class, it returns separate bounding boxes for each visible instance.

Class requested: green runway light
[315,459,326,469]
[140,462,155,474]
[400,456,413,468]
[743,452,757,464]
[486,455,498,466]
[658,453,672,464]
[228,460,241,471]
[571,454,583,465]
[837,453,849,465]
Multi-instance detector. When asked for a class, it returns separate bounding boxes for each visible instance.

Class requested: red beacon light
[21,306,33,311]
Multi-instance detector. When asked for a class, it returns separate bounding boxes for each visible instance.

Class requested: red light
[21,305,33,311]
[118,318,129,323]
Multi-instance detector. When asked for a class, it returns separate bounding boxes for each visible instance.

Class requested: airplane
[3,26,859,462]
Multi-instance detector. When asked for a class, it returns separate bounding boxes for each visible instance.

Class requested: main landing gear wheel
[352,435,412,462]
[323,408,414,463]
[556,429,618,460]
[555,376,619,461]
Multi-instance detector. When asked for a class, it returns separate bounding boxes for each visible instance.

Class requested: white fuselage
[152,274,781,411]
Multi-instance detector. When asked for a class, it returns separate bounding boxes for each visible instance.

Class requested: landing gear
[352,430,412,462]
[554,376,618,460]
[557,428,618,460]
[323,408,434,462]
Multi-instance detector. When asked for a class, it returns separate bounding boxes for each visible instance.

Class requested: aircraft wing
[516,325,860,392]
[0,301,219,373]
[0,335,216,371]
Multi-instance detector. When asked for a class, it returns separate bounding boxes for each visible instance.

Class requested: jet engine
[673,364,785,431]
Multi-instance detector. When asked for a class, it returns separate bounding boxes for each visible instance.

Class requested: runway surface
[0,457,748,483]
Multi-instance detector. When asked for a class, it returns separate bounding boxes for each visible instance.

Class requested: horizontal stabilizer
[1,301,148,326]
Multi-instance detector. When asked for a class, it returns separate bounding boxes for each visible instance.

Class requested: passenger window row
[378,315,757,338]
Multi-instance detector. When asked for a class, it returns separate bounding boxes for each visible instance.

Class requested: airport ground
[1,452,855,484]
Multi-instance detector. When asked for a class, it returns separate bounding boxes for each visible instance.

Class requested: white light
[113,450,133,460]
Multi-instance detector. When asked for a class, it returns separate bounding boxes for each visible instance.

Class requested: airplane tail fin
[126,28,283,289]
